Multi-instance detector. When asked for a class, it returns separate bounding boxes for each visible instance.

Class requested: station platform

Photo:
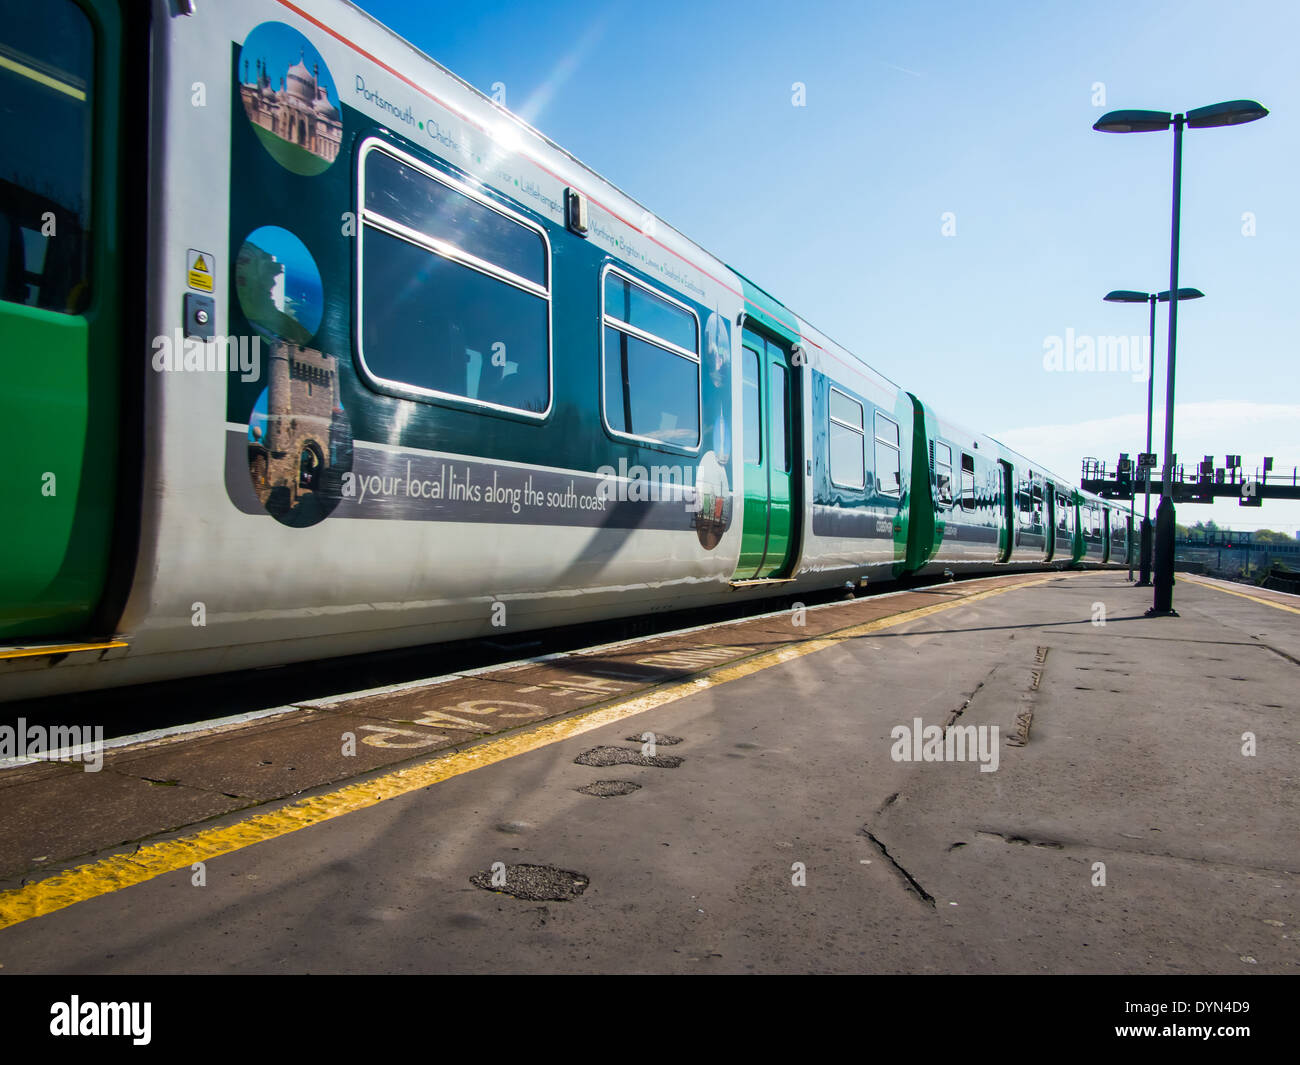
[0,570,1295,974]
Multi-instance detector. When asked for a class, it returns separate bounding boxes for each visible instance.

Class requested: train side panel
[6,0,757,697]
[1,0,1124,701]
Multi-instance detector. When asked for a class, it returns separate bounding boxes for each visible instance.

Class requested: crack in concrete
[1253,638,1300,668]
[942,698,971,730]
[943,664,1002,731]
[974,828,1300,876]
[861,827,936,908]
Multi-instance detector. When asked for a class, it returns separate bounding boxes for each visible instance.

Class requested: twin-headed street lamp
[1094,100,1268,615]
[1102,287,1204,585]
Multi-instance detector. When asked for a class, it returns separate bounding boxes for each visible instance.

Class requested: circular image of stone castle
[247,371,353,529]
[239,21,341,176]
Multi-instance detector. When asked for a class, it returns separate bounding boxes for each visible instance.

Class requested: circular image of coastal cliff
[235,226,323,345]
[238,22,341,176]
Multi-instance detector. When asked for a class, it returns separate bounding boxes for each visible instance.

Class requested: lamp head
[1186,100,1268,129]
[1094,109,1173,133]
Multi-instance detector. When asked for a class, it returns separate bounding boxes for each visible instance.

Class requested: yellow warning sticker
[186,248,214,292]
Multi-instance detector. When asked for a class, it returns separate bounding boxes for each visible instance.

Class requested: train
[0,0,1132,703]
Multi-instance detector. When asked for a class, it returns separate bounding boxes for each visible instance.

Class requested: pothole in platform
[576,779,642,798]
[574,745,682,768]
[624,733,683,745]
[470,863,590,901]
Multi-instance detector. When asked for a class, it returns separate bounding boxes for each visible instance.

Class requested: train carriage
[1107,502,1133,566]
[906,402,1010,575]
[1078,491,1105,564]
[0,0,1128,702]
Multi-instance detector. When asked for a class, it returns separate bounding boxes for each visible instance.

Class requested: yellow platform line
[1181,575,1300,615]
[0,573,1063,930]
[0,640,128,661]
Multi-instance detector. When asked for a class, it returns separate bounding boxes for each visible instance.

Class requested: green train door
[997,459,1014,562]
[1044,491,1056,562]
[0,0,124,639]
[733,326,799,580]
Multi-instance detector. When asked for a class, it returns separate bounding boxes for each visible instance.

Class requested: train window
[960,453,975,511]
[935,442,953,506]
[358,143,551,416]
[0,0,94,313]
[771,363,789,473]
[1017,477,1032,527]
[1056,493,1071,534]
[742,347,761,464]
[829,388,864,489]
[604,273,698,353]
[364,150,545,286]
[874,413,901,497]
[602,267,701,448]
[361,229,550,413]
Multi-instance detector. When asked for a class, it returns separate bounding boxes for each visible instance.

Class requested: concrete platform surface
[0,571,1295,974]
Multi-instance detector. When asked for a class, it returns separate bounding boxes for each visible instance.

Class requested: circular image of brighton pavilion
[692,449,732,551]
[238,21,341,176]
[235,225,323,345]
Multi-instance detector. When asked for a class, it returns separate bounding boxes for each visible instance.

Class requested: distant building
[240,51,341,164]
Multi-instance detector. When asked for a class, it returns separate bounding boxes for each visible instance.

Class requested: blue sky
[241,19,340,107]
[354,0,1299,532]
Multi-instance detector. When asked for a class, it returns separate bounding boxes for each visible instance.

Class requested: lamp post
[1103,287,1204,585]
[1094,100,1268,616]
